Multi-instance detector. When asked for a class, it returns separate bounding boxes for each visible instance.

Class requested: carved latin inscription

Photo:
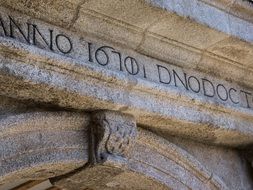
[1,10,253,110]
[0,15,73,54]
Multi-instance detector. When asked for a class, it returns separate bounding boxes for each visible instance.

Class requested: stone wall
[0,0,252,189]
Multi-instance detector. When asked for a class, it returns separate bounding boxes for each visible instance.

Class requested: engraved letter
[0,16,8,36]
[173,70,188,90]
[216,84,228,101]
[32,24,53,51]
[240,90,252,108]
[229,88,239,104]
[9,16,30,44]
[95,46,114,66]
[157,65,171,84]
[124,56,139,75]
[55,34,73,54]
[188,75,200,93]
[202,78,215,97]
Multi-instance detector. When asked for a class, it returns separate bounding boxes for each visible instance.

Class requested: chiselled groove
[136,137,211,181]
[0,112,89,137]
[132,150,218,189]
[0,2,252,91]
[134,141,210,184]
[1,10,253,113]
[0,147,88,162]
[80,9,202,54]
[1,46,253,149]
[80,8,144,33]
[0,148,88,183]
[0,7,253,147]
[0,134,88,160]
[131,158,194,189]
[0,129,86,138]
[46,187,62,190]
[1,9,253,111]
[10,180,46,190]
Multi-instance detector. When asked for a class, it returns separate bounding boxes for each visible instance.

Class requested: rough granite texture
[0,0,252,189]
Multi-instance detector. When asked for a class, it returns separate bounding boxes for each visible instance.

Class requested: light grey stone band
[0,4,252,147]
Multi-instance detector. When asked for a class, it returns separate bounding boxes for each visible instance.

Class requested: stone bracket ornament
[51,110,139,190]
[89,110,137,166]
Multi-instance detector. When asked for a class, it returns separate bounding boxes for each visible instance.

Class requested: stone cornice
[0,35,253,146]
[0,2,253,146]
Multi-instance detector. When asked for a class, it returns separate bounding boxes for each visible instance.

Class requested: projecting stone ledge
[0,0,252,189]
[0,1,253,147]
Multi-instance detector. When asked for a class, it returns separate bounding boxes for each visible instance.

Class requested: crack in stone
[135,16,165,52]
[67,0,90,29]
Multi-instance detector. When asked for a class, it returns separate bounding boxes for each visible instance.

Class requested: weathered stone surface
[0,6,252,147]
[146,0,253,43]
[0,0,253,88]
[52,165,172,190]
[0,111,90,184]
[90,111,137,164]
[0,108,251,189]
[52,127,231,190]
[0,0,253,189]
[167,136,253,190]
[0,0,83,28]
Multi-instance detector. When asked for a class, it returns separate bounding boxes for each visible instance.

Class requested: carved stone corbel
[90,110,137,166]
[51,110,137,190]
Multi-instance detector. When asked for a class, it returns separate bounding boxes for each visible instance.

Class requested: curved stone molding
[52,124,228,190]
[130,129,229,190]
[0,111,90,184]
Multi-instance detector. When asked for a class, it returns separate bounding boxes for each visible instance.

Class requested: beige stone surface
[0,0,252,189]
[51,127,233,190]
[0,0,83,27]
[0,111,89,184]
[0,108,252,189]
[1,0,253,87]
[147,12,228,50]
[167,136,253,190]
[207,37,253,68]
[0,5,251,146]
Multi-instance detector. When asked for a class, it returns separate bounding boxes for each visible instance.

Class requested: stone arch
[0,111,90,184]
[0,111,229,189]
[129,129,229,190]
